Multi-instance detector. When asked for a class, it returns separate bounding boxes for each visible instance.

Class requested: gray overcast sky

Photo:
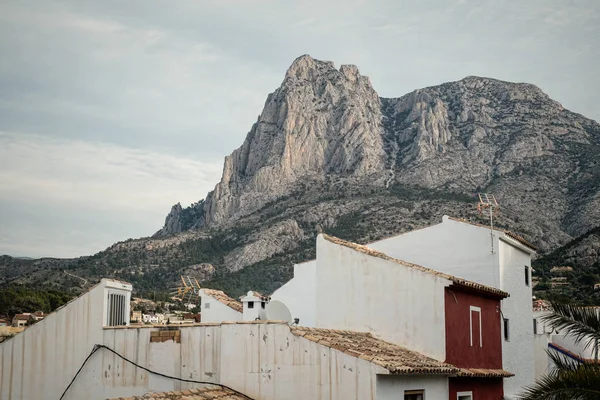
[0,0,598,258]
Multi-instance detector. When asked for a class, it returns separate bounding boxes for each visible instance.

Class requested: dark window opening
[525,266,530,286]
[261,301,265,309]
[533,318,538,334]
[248,301,254,309]
[504,318,510,341]
[404,390,424,400]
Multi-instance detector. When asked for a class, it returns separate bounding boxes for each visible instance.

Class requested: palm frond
[541,302,600,351]
[547,348,587,372]
[517,362,600,399]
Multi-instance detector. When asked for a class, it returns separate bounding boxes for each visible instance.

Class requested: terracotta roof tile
[321,234,509,298]
[201,289,243,313]
[290,326,458,375]
[447,216,537,251]
[549,343,600,364]
[106,386,252,400]
[457,368,514,378]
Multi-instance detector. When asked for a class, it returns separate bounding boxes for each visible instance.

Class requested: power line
[59,343,243,400]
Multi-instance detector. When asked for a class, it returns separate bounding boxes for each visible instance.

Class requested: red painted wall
[449,378,504,400]
[444,287,503,369]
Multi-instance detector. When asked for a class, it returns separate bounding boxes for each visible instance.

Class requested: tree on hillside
[518,303,600,399]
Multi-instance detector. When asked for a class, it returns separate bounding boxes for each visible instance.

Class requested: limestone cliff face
[159,55,600,241]
[200,55,386,227]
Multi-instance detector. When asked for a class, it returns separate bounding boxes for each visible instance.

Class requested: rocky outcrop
[187,55,386,228]
[157,203,183,236]
[224,219,305,271]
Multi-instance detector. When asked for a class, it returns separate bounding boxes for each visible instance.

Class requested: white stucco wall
[0,279,132,400]
[369,216,500,288]
[4,275,410,400]
[199,290,242,323]
[219,322,385,400]
[270,260,316,327]
[533,335,550,380]
[315,236,449,361]
[376,375,448,400]
[498,240,534,398]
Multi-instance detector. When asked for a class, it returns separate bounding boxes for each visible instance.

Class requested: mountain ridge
[2,55,599,303]
[157,55,599,246]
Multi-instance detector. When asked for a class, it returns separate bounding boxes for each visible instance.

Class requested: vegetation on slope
[0,288,73,318]
[533,226,600,305]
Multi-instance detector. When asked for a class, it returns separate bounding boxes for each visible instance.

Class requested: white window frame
[469,305,482,347]
[457,391,473,400]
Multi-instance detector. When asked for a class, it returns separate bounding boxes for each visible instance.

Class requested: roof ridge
[320,234,508,298]
[446,216,537,251]
[288,324,458,375]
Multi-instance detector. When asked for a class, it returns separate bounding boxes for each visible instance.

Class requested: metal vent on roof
[107,293,126,326]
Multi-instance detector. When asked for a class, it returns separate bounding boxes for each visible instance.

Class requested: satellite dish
[265,300,292,324]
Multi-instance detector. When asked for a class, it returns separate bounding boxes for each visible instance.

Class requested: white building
[272,215,536,399]
[1,277,491,400]
[142,314,160,324]
[270,260,316,327]
[199,288,243,323]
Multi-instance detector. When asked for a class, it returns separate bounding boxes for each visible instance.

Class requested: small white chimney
[240,291,268,321]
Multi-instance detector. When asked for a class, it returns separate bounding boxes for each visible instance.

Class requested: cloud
[0,132,222,257]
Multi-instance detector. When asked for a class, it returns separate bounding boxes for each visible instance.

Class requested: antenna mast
[477,193,500,254]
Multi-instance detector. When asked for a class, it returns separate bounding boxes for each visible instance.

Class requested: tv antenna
[170,275,202,305]
[477,193,500,254]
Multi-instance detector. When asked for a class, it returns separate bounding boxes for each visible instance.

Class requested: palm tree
[518,303,600,399]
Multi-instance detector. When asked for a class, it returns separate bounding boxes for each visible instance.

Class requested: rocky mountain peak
[158,56,600,243]
[197,55,386,227]
[284,54,335,80]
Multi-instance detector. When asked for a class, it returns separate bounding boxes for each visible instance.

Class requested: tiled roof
[447,216,537,251]
[201,289,243,313]
[290,326,458,375]
[549,342,600,364]
[322,234,509,298]
[106,386,252,400]
[457,368,514,378]
[13,314,30,321]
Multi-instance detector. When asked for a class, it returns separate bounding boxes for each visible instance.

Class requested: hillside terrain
[1,55,599,302]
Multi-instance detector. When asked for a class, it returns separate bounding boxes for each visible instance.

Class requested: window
[525,266,530,286]
[204,302,210,309]
[533,318,538,334]
[248,301,254,309]
[470,306,482,347]
[261,301,266,309]
[504,318,510,341]
[404,390,424,400]
[457,391,473,400]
